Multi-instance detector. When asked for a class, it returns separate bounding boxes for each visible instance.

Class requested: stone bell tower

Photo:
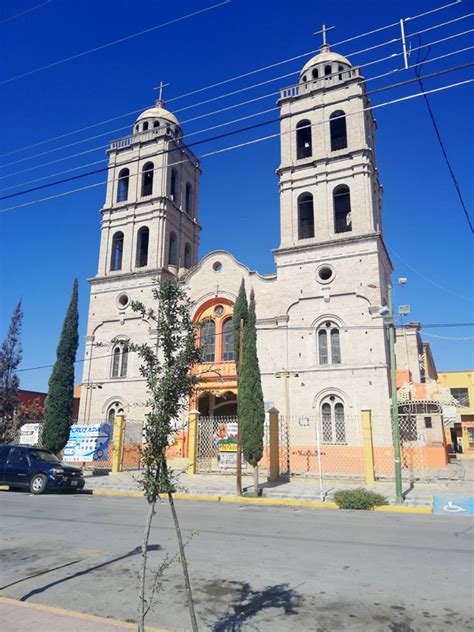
[276,44,383,249]
[78,99,201,423]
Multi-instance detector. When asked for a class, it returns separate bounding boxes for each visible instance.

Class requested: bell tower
[97,98,201,276]
[78,98,202,423]
[276,43,383,250]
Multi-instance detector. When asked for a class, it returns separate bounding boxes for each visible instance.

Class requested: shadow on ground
[205,580,300,631]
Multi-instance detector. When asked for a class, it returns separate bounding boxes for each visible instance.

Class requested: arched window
[136,226,149,268]
[325,64,332,76]
[302,75,307,82]
[143,122,149,131]
[168,232,177,266]
[333,185,352,233]
[317,321,341,365]
[185,182,193,214]
[153,120,160,128]
[222,318,234,361]
[117,168,129,203]
[201,320,215,362]
[141,162,154,197]
[110,231,124,271]
[320,396,346,444]
[312,68,318,79]
[330,110,347,151]
[184,242,192,268]
[170,168,178,201]
[296,120,312,159]
[298,193,314,239]
[111,343,129,378]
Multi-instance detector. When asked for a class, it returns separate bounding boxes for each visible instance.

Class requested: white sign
[19,423,42,445]
[63,423,111,462]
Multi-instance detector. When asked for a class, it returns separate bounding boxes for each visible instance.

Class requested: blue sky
[1,0,473,392]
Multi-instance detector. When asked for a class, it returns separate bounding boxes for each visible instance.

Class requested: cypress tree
[0,301,23,441]
[42,279,79,454]
[232,279,248,371]
[238,288,265,494]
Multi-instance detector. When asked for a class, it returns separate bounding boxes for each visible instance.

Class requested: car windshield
[30,449,60,463]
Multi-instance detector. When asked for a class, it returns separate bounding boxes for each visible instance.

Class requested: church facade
[79,45,401,465]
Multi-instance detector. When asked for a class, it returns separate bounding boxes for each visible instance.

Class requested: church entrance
[197,391,237,418]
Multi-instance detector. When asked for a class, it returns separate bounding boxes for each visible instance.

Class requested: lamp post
[387,284,403,503]
[371,278,405,503]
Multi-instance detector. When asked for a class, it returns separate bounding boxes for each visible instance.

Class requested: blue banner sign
[63,423,111,462]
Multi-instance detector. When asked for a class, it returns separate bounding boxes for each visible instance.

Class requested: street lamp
[370,278,407,503]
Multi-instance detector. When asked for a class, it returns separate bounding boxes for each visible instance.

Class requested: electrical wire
[0,0,465,160]
[1,66,472,205]
[0,0,52,25]
[1,78,472,214]
[414,35,474,233]
[388,246,474,302]
[3,44,471,195]
[2,26,472,179]
[16,322,474,373]
[0,1,231,86]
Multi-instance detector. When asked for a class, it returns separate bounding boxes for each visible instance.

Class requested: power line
[16,322,474,374]
[0,1,231,86]
[1,65,472,204]
[414,35,474,233]
[2,30,472,185]
[2,21,471,179]
[388,245,474,302]
[0,0,464,159]
[0,0,51,25]
[1,78,472,214]
[2,44,471,195]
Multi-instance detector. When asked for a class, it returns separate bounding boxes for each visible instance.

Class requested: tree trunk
[138,500,155,632]
[254,464,259,496]
[167,492,199,632]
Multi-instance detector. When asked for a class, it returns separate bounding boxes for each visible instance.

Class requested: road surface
[0,492,472,631]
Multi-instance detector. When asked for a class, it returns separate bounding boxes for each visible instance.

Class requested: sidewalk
[83,458,474,510]
[0,596,166,632]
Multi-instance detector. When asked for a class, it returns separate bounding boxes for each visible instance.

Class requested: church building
[78,43,428,470]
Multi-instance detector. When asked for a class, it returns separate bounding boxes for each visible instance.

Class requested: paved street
[0,492,473,631]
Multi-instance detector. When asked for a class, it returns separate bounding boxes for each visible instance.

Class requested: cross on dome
[153,80,170,109]
[313,22,335,52]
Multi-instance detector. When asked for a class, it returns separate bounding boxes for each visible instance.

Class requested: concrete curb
[90,489,433,513]
[0,596,167,631]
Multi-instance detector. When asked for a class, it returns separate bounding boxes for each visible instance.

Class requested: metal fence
[281,414,365,480]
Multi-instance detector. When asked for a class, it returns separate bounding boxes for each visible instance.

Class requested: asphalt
[1,491,473,631]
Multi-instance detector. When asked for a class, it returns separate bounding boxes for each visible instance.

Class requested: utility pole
[388,284,403,502]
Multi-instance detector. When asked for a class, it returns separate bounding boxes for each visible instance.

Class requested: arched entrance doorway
[198,392,237,417]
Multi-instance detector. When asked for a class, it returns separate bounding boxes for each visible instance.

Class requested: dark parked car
[0,445,85,494]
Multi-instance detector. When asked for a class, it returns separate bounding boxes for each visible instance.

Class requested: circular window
[316,265,335,284]
[117,293,129,309]
[214,305,224,316]
[213,261,222,272]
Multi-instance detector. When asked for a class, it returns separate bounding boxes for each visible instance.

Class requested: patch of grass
[333,488,388,510]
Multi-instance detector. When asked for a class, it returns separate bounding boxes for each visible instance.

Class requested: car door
[0,445,11,482]
[5,447,31,487]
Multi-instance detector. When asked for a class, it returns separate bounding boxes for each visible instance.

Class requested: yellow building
[437,371,474,456]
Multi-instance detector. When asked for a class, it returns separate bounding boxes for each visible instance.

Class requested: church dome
[300,45,352,81]
[135,100,180,126]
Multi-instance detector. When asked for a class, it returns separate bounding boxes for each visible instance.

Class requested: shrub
[333,488,388,510]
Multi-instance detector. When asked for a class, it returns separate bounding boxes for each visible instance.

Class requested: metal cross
[153,80,170,101]
[313,23,335,47]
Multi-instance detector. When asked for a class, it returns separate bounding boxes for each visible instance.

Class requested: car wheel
[30,474,47,495]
